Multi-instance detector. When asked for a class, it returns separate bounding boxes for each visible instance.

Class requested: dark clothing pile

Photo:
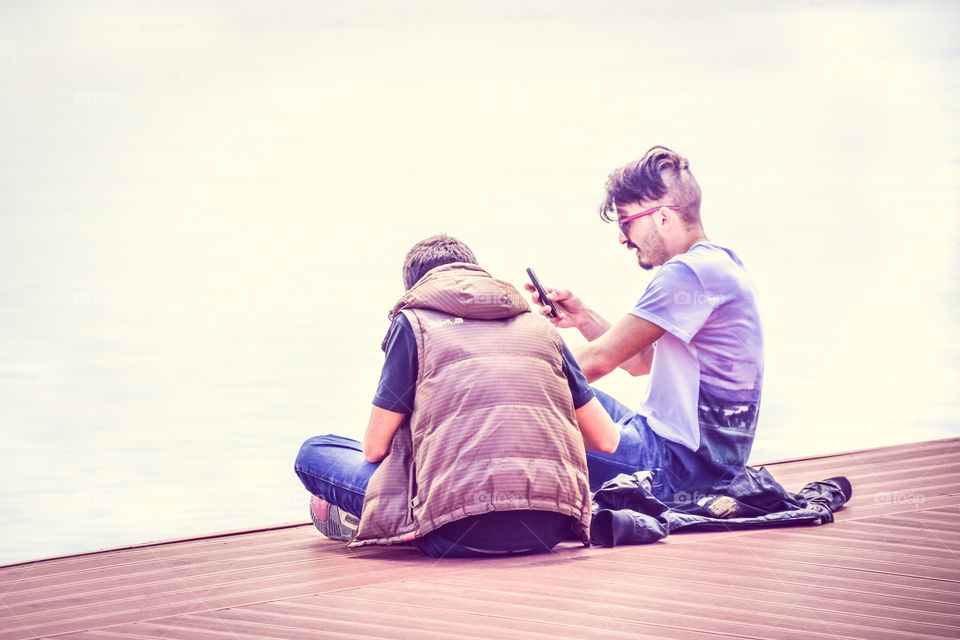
[590,466,852,547]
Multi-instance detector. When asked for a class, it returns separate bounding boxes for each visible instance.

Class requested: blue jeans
[294,434,375,519]
[587,388,669,499]
[294,435,568,558]
[294,389,668,552]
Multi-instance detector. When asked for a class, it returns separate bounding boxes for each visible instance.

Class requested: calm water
[2,1,958,564]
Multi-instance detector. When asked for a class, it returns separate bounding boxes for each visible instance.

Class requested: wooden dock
[2,438,958,639]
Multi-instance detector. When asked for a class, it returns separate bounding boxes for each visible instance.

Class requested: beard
[630,233,669,270]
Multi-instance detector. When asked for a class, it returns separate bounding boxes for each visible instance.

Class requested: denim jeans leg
[294,434,379,519]
[587,387,667,496]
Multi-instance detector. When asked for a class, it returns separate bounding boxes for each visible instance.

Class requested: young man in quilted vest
[294,235,620,557]
[527,146,766,505]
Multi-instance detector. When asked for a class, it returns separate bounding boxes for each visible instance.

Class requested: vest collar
[388,263,531,322]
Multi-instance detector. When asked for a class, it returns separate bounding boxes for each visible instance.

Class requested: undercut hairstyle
[598,146,703,227]
[402,234,479,290]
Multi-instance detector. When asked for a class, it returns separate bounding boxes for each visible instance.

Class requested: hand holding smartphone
[526,267,559,318]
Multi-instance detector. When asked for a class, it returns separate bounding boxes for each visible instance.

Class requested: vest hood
[388,263,531,321]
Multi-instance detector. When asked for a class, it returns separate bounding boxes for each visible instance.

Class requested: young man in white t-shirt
[527,146,764,501]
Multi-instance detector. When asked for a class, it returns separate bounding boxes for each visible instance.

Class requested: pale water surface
[1,0,958,564]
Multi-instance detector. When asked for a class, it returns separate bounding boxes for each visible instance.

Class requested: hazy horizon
[1,0,958,564]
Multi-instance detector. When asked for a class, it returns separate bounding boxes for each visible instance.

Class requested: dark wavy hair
[402,234,478,290]
[598,146,702,227]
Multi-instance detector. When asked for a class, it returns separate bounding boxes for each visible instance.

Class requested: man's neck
[670,230,710,258]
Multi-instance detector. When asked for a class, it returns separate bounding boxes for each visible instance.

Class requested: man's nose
[618,231,629,245]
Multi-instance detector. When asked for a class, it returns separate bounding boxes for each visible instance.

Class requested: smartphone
[526,267,559,318]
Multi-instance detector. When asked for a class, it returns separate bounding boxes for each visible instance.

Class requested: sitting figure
[527,146,767,502]
[294,234,619,557]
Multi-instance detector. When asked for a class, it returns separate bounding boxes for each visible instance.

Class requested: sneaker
[309,495,359,541]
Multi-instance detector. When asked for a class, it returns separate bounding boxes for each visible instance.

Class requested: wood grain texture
[2,438,958,640]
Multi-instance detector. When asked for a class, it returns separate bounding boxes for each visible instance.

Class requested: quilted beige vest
[348,263,591,548]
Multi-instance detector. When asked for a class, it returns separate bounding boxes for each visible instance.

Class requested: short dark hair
[598,146,702,227]
[402,234,478,290]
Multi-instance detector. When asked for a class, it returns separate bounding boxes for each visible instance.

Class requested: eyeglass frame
[618,205,680,236]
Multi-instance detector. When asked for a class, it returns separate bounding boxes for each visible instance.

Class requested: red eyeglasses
[618,205,679,236]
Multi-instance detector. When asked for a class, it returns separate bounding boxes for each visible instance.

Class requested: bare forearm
[363,406,407,463]
[533,287,661,381]
[573,341,615,383]
[574,305,653,378]
[575,304,611,342]
[575,396,620,454]
[620,344,653,376]
[573,312,665,382]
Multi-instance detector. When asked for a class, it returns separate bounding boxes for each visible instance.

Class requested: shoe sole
[310,498,355,541]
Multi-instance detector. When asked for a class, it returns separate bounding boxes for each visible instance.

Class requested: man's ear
[655,206,674,229]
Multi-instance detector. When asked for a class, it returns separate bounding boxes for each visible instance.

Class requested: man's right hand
[523,283,585,329]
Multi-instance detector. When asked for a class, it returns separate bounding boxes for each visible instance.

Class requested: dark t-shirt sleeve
[372,314,418,414]
[561,341,595,410]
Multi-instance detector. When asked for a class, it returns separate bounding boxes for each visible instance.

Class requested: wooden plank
[328,581,950,640]
[0,438,957,640]
[430,570,960,627]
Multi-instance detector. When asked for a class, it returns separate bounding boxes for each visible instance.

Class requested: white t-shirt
[630,242,763,467]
